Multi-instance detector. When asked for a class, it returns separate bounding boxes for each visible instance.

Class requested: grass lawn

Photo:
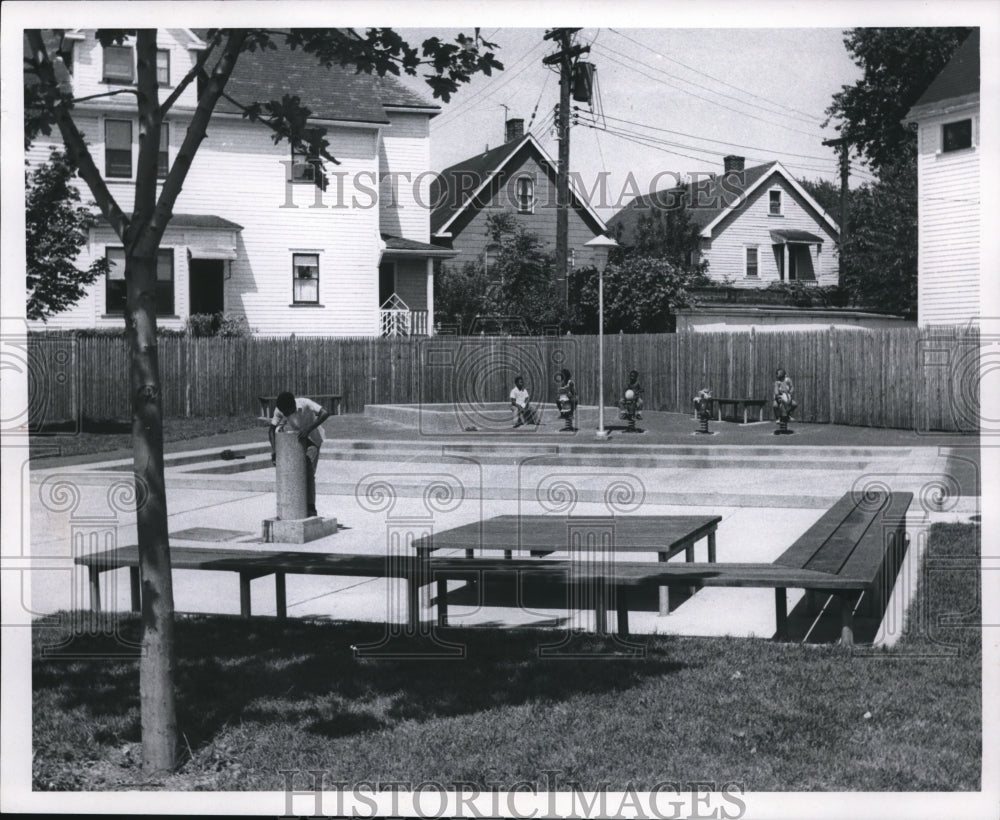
[31,523,981,792]
[29,415,262,460]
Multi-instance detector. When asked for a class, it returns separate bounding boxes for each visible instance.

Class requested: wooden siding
[379,112,432,242]
[702,173,839,288]
[27,326,979,432]
[443,154,605,271]
[915,111,980,326]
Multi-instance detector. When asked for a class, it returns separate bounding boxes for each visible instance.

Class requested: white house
[607,155,841,288]
[903,29,980,327]
[26,29,453,336]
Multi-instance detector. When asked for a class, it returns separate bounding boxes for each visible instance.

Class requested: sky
[395,26,868,218]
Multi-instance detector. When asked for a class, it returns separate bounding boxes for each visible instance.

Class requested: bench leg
[129,567,141,612]
[616,588,629,637]
[774,587,788,641]
[595,587,608,635]
[88,566,102,614]
[275,572,287,620]
[240,572,252,618]
[839,594,855,647]
[407,573,420,631]
[708,531,717,563]
[437,577,448,628]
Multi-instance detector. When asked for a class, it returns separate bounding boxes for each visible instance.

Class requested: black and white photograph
[2,1,997,816]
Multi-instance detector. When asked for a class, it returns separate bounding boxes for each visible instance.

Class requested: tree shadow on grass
[34,614,690,751]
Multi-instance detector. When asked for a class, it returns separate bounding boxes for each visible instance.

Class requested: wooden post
[616,587,629,637]
[436,578,448,627]
[774,587,787,641]
[658,550,669,615]
[239,572,252,618]
[130,567,142,612]
[275,572,287,620]
[89,566,102,614]
[839,594,854,647]
[708,531,717,563]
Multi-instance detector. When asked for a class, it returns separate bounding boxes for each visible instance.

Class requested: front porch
[378,233,455,337]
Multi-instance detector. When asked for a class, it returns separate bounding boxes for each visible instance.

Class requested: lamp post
[584,235,619,440]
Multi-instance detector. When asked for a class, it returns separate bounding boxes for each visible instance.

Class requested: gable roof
[905,29,980,121]
[430,133,607,237]
[607,161,839,245]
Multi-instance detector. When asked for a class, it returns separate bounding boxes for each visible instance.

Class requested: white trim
[699,161,840,238]
[433,132,608,236]
[936,115,977,155]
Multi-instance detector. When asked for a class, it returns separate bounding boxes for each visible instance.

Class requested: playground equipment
[693,388,713,435]
[619,387,643,433]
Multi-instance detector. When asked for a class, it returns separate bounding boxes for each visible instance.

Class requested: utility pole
[543,28,589,311]
[822,137,850,246]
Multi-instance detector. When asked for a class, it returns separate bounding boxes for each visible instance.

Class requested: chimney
[505,118,525,144]
[723,155,745,174]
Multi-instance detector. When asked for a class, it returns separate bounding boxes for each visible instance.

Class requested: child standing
[269,391,331,517]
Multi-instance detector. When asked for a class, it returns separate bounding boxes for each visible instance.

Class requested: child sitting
[509,376,533,428]
[773,368,797,421]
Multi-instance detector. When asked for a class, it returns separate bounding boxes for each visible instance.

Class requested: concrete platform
[23,411,979,645]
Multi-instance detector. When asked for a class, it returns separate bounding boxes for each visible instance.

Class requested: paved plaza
[24,410,979,645]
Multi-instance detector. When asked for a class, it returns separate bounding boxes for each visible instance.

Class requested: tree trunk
[126,250,179,774]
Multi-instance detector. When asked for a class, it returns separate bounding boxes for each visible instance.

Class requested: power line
[592,40,819,128]
[579,108,842,164]
[592,45,824,140]
[607,28,821,123]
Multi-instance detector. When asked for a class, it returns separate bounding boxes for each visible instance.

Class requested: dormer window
[516,177,535,214]
[769,189,783,216]
[103,44,134,83]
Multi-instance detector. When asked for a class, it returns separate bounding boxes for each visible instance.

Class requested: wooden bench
[711,397,768,424]
[257,394,341,421]
[75,493,909,645]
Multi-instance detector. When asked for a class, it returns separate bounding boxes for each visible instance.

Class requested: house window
[289,149,326,189]
[942,119,972,152]
[484,243,500,280]
[105,119,132,178]
[156,49,170,86]
[516,177,534,213]
[102,44,134,83]
[158,123,169,179]
[769,189,782,216]
[745,247,759,278]
[105,247,175,315]
[293,253,319,304]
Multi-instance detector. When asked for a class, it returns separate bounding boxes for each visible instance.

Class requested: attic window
[768,189,782,216]
[942,119,972,153]
[103,44,134,83]
[289,149,326,190]
[516,177,534,214]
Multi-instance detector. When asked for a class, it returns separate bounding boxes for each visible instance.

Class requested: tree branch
[144,30,249,255]
[132,29,162,239]
[221,91,341,166]
[158,32,221,117]
[73,88,142,104]
[25,29,130,241]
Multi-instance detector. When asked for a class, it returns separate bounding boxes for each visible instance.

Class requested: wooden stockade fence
[27,326,979,432]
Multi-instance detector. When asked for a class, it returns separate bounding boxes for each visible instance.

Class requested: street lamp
[584,234,619,440]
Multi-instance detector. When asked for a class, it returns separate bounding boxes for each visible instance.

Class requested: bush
[185,312,253,337]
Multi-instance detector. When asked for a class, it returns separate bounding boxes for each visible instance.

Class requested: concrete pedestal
[263,430,338,544]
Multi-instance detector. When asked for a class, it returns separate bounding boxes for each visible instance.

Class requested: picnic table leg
[407,571,420,631]
[658,551,669,615]
[275,572,287,620]
[683,541,697,595]
[437,577,449,628]
[839,594,855,647]
[88,566,102,614]
[616,587,630,637]
[708,530,717,563]
[239,572,252,618]
[595,585,608,635]
[774,587,788,641]
[129,567,141,612]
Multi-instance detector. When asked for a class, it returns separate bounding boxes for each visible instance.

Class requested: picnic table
[257,393,341,421]
[703,397,768,424]
[411,514,721,616]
